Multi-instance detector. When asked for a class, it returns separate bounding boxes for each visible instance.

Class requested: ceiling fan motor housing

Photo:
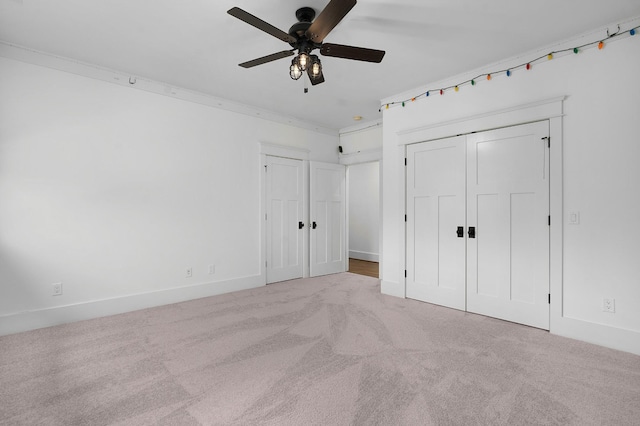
[288,7,321,52]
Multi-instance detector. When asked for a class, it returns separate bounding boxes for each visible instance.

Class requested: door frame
[260,143,311,284]
[340,149,383,278]
[397,97,564,329]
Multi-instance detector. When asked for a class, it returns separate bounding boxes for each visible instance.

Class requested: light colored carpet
[1,272,639,425]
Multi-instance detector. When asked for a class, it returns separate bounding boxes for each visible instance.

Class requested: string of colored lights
[380,24,638,111]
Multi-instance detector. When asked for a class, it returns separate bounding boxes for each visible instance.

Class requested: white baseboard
[349,250,379,262]
[0,275,264,337]
[378,280,640,356]
[551,315,640,356]
[381,280,405,299]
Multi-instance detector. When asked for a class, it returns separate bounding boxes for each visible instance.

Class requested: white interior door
[466,121,550,329]
[405,121,550,330]
[266,156,304,283]
[406,136,467,310]
[310,161,346,277]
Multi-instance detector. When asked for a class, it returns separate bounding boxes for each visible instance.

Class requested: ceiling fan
[227,0,385,86]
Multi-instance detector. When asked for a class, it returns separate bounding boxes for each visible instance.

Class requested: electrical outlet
[208,264,216,275]
[602,298,615,313]
[568,211,580,225]
[186,268,193,278]
[52,283,63,296]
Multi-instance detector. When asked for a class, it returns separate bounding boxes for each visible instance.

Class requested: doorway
[262,148,347,284]
[347,161,380,278]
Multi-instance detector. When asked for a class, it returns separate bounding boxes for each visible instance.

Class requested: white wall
[0,55,339,334]
[348,162,379,262]
[339,122,382,155]
[381,24,640,355]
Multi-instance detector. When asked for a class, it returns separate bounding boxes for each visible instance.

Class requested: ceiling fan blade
[307,68,325,85]
[305,0,357,43]
[320,43,385,62]
[228,7,296,44]
[239,50,295,68]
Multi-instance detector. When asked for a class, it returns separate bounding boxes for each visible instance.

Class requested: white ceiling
[2,0,640,130]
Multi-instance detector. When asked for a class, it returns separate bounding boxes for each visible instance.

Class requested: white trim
[549,116,564,327]
[346,165,350,269]
[0,41,338,137]
[553,317,640,356]
[378,160,384,279]
[260,154,267,285]
[260,142,310,160]
[381,280,404,298]
[398,145,407,297]
[398,97,565,146]
[302,161,310,278]
[0,274,263,337]
[349,250,379,262]
[339,148,382,165]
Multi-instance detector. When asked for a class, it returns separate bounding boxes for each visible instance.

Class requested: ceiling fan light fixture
[290,60,302,80]
[296,52,310,71]
[309,55,322,78]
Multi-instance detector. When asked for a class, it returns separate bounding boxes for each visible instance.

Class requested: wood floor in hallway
[348,258,379,278]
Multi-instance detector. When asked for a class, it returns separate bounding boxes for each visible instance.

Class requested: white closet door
[406,136,467,310]
[310,161,346,277]
[266,156,304,283]
[466,121,550,329]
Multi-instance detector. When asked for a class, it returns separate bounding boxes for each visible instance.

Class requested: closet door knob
[312,222,317,229]
[457,226,464,238]
[468,226,476,238]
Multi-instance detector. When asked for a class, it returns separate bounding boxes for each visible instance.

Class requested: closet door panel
[406,136,466,311]
[467,121,550,330]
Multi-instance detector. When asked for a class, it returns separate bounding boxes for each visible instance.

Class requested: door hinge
[548,215,551,226]
[542,136,550,148]
[548,293,551,304]
[265,165,268,171]
[404,214,407,222]
[404,270,407,278]
[404,158,407,166]
[265,261,268,268]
